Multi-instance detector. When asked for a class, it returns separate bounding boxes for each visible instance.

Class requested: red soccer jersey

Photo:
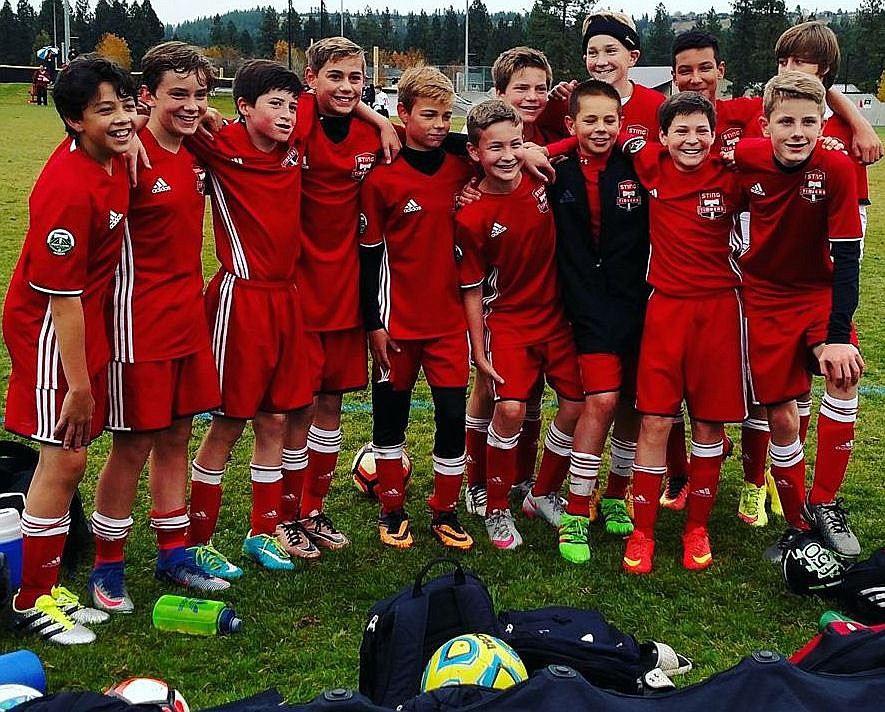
[360,152,472,340]
[715,97,764,152]
[631,144,744,297]
[822,111,870,204]
[187,121,302,282]
[112,127,209,363]
[734,138,862,305]
[455,175,569,346]
[4,138,129,375]
[297,92,382,332]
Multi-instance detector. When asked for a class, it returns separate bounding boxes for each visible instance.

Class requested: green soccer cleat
[558,513,590,564]
[601,497,634,536]
[765,469,784,517]
[737,481,768,527]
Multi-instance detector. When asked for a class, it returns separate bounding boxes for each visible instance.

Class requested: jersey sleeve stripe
[460,279,484,289]
[28,283,83,297]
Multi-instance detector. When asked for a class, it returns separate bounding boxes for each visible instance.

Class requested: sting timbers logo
[800,170,827,203]
[697,191,726,220]
[193,166,206,195]
[617,180,642,212]
[351,152,376,181]
[719,127,743,149]
[281,145,300,168]
[533,185,549,213]
[46,229,75,256]
[625,124,649,139]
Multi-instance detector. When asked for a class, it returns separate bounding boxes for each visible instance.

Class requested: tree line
[0,0,881,94]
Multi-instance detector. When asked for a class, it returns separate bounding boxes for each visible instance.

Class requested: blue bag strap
[412,558,466,597]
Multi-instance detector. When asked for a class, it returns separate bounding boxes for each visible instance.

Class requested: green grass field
[0,82,884,707]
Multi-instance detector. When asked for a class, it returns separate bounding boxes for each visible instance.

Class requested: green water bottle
[152,595,242,636]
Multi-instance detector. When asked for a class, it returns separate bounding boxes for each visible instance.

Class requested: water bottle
[0,509,22,589]
[0,650,46,692]
[152,595,242,636]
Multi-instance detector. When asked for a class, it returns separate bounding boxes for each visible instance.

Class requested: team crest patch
[46,229,75,256]
[192,166,206,195]
[720,127,743,149]
[625,124,648,139]
[696,191,726,220]
[281,145,300,168]
[532,185,549,213]
[800,170,826,203]
[351,152,376,181]
[616,180,642,211]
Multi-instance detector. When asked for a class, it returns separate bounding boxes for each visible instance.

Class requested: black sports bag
[358,559,499,708]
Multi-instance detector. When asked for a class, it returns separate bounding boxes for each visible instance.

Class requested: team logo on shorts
[46,229,75,256]
[625,124,649,139]
[800,170,827,203]
[532,185,549,213]
[192,166,206,195]
[696,191,726,220]
[616,180,642,211]
[720,127,743,149]
[281,145,300,168]
[351,152,377,181]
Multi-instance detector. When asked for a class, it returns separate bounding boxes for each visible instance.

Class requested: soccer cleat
[485,508,523,550]
[737,481,769,527]
[276,520,321,560]
[763,527,805,564]
[157,549,236,588]
[52,585,110,625]
[11,594,96,645]
[88,563,134,614]
[241,532,297,571]
[521,490,565,527]
[803,498,861,558]
[188,543,243,580]
[558,513,590,564]
[378,508,413,549]
[723,433,735,458]
[765,469,783,517]
[587,487,602,523]
[465,484,488,518]
[600,497,634,536]
[430,511,474,550]
[660,475,689,510]
[682,526,713,571]
[510,477,535,501]
[300,511,349,550]
[623,531,655,575]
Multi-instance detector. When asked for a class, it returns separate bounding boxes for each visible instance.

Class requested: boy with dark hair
[622,92,747,575]
[360,66,474,550]
[185,59,311,574]
[546,79,650,562]
[88,42,226,613]
[457,100,584,550]
[734,72,863,558]
[5,55,136,643]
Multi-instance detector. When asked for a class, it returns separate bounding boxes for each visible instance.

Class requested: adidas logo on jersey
[151,177,171,194]
[42,556,61,569]
[230,157,244,165]
[490,222,507,238]
[648,188,658,198]
[403,198,422,214]
[750,182,765,196]
[109,211,123,229]
[692,487,713,497]
[836,440,855,451]
[559,189,576,204]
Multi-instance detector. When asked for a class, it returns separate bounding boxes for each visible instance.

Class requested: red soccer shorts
[5,363,108,446]
[746,294,860,406]
[635,289,747,423]
[373,332,469,391]
[205,271,312,419]
[488,331,583,402]
[579,352,638,397]
[305,327,369,394]
[106,347,221,432]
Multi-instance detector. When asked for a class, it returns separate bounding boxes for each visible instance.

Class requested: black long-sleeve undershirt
[828,240,861,344]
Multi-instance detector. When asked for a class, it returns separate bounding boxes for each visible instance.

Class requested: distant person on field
[372,85,389,117]
[33,67,51,106]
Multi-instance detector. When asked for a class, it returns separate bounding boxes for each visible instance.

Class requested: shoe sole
[521,499,561,527]
[379,533,413,549]
[431,528,474,550]
[623,559,652,575]
[684,555,713,571]
[90,589,134,614]
[559,546,590,564]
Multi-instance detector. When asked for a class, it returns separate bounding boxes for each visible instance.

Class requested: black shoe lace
[281,521,308,547]
[819,498,850,535]
[312,512,338,534]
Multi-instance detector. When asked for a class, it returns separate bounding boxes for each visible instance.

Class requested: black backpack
[498,606,645,693]
[358,559,499,708]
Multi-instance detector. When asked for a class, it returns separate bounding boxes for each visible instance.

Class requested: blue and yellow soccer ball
[421,633,528,692]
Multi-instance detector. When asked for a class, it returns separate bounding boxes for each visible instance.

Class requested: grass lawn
[0,82,884,707]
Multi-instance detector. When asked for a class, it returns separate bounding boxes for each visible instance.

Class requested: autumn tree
[95,32,132,70]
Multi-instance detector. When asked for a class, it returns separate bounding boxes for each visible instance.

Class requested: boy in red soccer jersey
[546,80,651,563]
[457,100,584,551]
[4,56,136,644]
[360,66,475,550]
[88,43,227,614]
[621,92,747,575]
[185,60,311,574]
[278,38,401,554]
[734,72,863,559]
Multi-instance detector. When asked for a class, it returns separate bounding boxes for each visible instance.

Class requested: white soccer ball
[106,677,189,712]
[0,684,42,710]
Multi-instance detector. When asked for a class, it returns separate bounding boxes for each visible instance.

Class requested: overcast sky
[146,1,863,26]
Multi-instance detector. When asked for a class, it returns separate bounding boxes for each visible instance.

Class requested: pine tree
[726,0,757,96]
[441,6,461,65]
[468,0,493,64]
[0,0,18,64]
[209,14,224,46]
[258,7,280,58]
[751,0,787,84]
[643,3,675,66]
[16,0,37,62]
[238,28,254,56]
[73,0,96,53]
